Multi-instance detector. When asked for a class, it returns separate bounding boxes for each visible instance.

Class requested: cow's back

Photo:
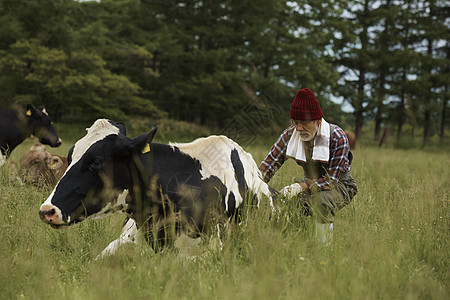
[170,135,270,202]
[146,136,271,223]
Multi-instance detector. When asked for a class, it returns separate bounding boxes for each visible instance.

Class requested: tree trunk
[440,43,449,144]
[355,107,364,139]
[423,108,431,143]
[423,37,433,144]
[439,86,448,144]
[396,69,408,141]
[396,94,405,141]
[355,69,366,139]
[354,0,370,139]
[374,0,391,141]
[374,85,385,141]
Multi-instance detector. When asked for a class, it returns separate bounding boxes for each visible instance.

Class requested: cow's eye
[89,158,103,171]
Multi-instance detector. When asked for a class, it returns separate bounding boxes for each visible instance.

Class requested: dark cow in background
[0,104,61,159]
[19,143,68,187]
[345,131,356,150]
[39,119,272,254]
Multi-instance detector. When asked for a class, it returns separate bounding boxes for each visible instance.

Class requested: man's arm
[259,126,294,183]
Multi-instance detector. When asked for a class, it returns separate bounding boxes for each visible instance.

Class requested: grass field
[0,132,448,299]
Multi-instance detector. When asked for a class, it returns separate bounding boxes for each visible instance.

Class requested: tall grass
[0,138,448,299]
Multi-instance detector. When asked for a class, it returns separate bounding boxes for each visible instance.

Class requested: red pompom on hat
[290,88,323,120]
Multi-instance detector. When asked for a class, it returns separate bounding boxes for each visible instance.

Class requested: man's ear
[131,126,158,154]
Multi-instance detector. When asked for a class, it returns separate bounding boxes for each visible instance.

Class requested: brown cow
[345,131,356,150]
[19,143,68,187]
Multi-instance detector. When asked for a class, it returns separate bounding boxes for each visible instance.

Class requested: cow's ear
[116,122,127,136]
[26,104,38,117]
[48,156,63,169]
[108,120,127,136]
[131,126,158,154]
[39,106,49,116]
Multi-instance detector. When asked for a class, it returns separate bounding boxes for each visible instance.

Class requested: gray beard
[300,134,315,142]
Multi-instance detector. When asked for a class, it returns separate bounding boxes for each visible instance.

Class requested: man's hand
[280,183,304,198]
[294,178,310,192]
[298,182,309,191]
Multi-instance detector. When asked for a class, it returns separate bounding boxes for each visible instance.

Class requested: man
[259,88,357,244]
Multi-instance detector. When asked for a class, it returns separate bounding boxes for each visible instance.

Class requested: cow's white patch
[0,153,5,167]
[96,217,143,259]
[85,189,129,221]
[70,119,120,167]
[170,136,272,210]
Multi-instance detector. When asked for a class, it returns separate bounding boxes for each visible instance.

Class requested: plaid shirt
[259,125,351,190]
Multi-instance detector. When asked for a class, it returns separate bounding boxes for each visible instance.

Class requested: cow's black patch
[230,148,247,200]
[67,146,74,165]
[227,191,236,217]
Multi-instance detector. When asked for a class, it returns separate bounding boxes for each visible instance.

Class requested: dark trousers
[299,172,357,223]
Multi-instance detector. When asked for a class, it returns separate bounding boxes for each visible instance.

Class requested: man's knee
[311,191,337,222]
[297,190,335,222]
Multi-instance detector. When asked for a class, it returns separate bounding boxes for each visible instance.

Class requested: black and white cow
[0,104,61,157]
[39,119,272,253]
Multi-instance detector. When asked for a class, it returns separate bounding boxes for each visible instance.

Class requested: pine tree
[333,0,377,138]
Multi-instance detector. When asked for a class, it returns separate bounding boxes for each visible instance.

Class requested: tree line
[0,0,448,144]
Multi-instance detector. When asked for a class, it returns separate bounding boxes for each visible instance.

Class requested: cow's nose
[39,204,65,225]
[39,208,55,220]
[56,138,62,146]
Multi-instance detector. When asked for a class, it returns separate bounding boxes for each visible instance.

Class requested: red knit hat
[290,88,323,120]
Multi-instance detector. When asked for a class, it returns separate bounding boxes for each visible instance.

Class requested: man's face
[292,119,321,142]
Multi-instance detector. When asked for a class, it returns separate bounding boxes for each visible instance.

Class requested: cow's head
[19,143,64,186]
[39,119,157,228]
[26,104,62,148]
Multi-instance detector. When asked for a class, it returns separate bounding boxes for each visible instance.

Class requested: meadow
[0,124,448,300]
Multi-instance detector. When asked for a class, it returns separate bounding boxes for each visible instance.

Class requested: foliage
[0,38,163,122]
[0,0,448,143]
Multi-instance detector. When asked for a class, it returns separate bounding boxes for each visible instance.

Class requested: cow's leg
[96,217,143,259]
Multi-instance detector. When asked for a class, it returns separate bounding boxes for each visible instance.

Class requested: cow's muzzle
[40,136,62,148]
[39,204,66,228]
